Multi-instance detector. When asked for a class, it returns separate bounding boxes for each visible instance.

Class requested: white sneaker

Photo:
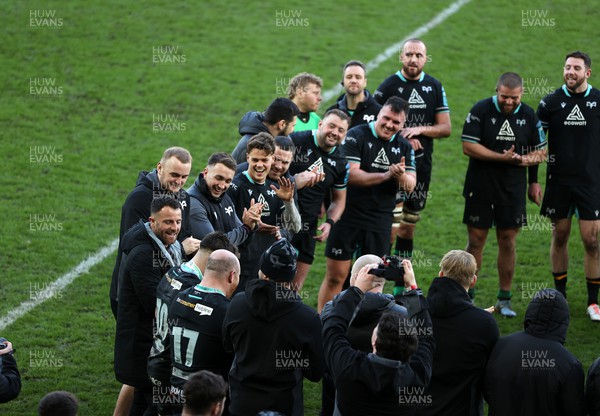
[587,304,600,322]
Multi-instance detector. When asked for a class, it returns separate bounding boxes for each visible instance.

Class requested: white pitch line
[0,238,119,332]
[0,0,472,332]
[322,0,472,103]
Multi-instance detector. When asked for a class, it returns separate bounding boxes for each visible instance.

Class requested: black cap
[259,238,297,282]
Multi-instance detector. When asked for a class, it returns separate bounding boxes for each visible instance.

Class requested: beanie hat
[259,238,298,282]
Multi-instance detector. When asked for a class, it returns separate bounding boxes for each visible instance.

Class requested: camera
[369,255,405,281]
[0,337,7,351]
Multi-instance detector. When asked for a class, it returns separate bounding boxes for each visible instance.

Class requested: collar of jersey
[395,70,425,83]
[562,84,592,97]
[243,170,264,185]
[181,260,203,279]
[369,121,396,142]
[312,130,336,154]
[192,284,225,297]
[493,95,522,114]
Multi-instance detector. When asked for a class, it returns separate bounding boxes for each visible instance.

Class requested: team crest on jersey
[308,157,325,175]
[372,148,390,170]
[422,86,432,93]
[391,147,401,155]
[363,114,375,122]
[327,158,336,167]
[267,189,276,197]
[257,193,270,216]
[225,206,234,216]
[516,119,526,126]
[565,104,586,126]
[408,89,426,109]
[179,200,187,210]
[587,101,597,108]
[497,120,516,142]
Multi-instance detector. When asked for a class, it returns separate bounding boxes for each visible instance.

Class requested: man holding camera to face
[322,259,434,415]
[0,337,21,404]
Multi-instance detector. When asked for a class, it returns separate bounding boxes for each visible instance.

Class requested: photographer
[320,254,407,415]
[322,259,434,415]
[0,338,21,403]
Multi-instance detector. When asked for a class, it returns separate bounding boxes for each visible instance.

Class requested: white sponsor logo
[225,206,233,216]
[194,304,213,316]
[565,104,586,125]
[408,89,426,108]
[373,148,390,166]
[497,120,516,141]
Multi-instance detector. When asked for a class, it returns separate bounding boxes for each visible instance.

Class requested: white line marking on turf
[0,0,472,331]
[0,238,119,331]
[322,0,472,102]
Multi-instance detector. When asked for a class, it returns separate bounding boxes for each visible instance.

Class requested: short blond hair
[439,250,476,287]
[287,72,323,99]
[160,146,192,164]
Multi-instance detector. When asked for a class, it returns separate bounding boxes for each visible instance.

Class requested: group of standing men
[109,38,600,415]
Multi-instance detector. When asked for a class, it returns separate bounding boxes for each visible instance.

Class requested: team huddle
[109,39,600,415]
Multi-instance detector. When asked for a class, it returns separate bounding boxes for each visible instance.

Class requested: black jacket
[231,111,270,163]
[415,277,498,416]
[187,173,250,245]
[110,170,192,305]
[223,279,325,416]
[326,89,382,128]
[114,221,180,388]
[484,289,585,416]
[322,287,434,416]
[0,352,20,403]
[587,357,600,416]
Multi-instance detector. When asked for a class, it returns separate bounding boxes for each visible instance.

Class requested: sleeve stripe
[347,157,361,164]
[461,135,481,143]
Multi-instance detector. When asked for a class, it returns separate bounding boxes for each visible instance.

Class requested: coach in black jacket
[114,197,184,412]
[322,259,434,416]
[223,239,324,416]
[484,288,585,416]
[416,250,499,416]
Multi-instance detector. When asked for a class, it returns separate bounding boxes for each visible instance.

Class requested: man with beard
[327,60,381,128]
[188,152,263,243]
[227,133,301,291]
[289,109,351,289]
[231,98,299,163]
[536,51,600,321]
[114,196,183,415]
[462,72,547,317]
[374,39,451,297]
[318,97,416,312]
[287,72,323,131]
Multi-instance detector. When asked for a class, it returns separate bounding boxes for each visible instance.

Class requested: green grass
[2,0,600,414]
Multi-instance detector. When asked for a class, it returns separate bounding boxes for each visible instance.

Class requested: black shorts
[292,225,318,264]
[541,177,600,220]
[325,221,389,261]
[463,199,526,229]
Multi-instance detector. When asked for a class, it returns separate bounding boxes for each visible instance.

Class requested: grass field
[2,0,600,414]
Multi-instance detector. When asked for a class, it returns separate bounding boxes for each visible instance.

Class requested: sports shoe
[587,304,600,322]
[495,300,517,318]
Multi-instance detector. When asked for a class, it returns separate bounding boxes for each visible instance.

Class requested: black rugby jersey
[341,122,415,231]
[462,96,546,205]
[537,84,600,180]
[289,130,349,224]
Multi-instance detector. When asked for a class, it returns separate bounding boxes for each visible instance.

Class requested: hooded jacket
[187,173,250,245]
[223,279,325,416]
[0,351,20,403]
[322,287,434,416]
[114,220,181,388]
[110,170,192,309]
[231,111,270,163]
[326,89,382,129]
[415,277,498,416]
[484,289,585,416]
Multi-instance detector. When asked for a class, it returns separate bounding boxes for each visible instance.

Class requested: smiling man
[114,196,184,414]
[462,72,547,317]
[537,51,600,321]
[318,97,416,312]
[188,152,263,244]
[228,133,301,291]
[288,72,323,131]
